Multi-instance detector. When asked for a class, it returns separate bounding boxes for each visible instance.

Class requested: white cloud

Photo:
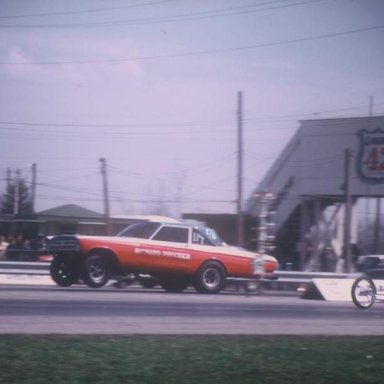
[1,31,147,83]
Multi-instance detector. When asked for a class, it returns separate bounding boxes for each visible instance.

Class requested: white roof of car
[111,215,181,223]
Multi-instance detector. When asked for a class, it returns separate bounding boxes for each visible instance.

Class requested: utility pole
[369,96,382,253]
[237,91,244,247]
[31,163,37,213]
[374,199,381,253]
[13,169,21,215]
[343,149,352,272]
[99,158,111,235]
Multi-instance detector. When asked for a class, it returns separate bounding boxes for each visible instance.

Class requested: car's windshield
[117,222,161,239]
[194,226,226,246]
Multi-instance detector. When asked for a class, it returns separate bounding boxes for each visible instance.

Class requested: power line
[35,193,235,204]
[0,119,233,128]
[42,172,100,185]
[1,102,383,130]
[0,126,239,144]
[244,103,384,123]
[4,154,238,202]
[34,179,237,203]
[1,24,383,65]
[0,1,322,28]
[109,153,236,178]
[0,0,179,19]
[36,181,101,196]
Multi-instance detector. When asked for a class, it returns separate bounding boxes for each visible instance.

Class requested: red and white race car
[48,220,278,293]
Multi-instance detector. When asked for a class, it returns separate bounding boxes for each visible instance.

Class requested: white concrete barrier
[0,274,54,285]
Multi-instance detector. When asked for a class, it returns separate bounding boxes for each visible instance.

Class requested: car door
[150,226,191,272]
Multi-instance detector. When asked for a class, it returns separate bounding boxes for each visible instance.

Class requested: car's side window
[118,222,160,238]
[192,229,213,245]
[152,227,189,243]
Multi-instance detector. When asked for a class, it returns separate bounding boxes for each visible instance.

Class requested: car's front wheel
[82,254,111,288]
[194,261,226,293]
[50,256,79,287]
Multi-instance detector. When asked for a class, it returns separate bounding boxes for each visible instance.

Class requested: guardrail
[0,261,49,275]
[0,261,358,286]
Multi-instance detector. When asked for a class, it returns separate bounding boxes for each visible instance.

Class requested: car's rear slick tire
[81,254,111,288]
[50,256,79,287]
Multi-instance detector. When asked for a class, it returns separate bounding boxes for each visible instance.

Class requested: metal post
[299,200,308,271]
[343,149,352,272]
[374,198,381,253]
[31,163,36,213]
[237,91,244,247]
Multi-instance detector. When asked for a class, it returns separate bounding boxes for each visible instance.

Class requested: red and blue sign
[357,128,384,184]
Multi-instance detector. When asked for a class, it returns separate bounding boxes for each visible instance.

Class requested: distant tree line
[1,176,33,216]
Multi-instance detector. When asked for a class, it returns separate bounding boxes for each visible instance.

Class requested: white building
[247,116,384,272]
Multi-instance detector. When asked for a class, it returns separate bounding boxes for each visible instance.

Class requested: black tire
[159,276,189,293]
[351,277,376,309]
[194,261,226,294]
[50,256,79,287]
[81,254,111,288]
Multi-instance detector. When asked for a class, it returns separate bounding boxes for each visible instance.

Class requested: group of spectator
[0,234,49,261]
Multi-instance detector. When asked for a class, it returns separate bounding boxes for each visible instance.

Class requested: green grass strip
[0,335,383,384]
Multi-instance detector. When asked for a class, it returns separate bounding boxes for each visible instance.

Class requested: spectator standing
[6,235,23,260]
[0,235,9,260]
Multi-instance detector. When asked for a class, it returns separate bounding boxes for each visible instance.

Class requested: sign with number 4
[357,128,384,183]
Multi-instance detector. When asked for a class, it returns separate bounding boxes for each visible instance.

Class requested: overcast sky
[0,0,383,218]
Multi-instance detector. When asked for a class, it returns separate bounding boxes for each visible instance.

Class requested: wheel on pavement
[81,254,111,288]
[50,256,79,287]
[351,277,376,309]
[194,261,226,294]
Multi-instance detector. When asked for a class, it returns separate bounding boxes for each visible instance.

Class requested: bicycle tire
[351,277,376,309]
